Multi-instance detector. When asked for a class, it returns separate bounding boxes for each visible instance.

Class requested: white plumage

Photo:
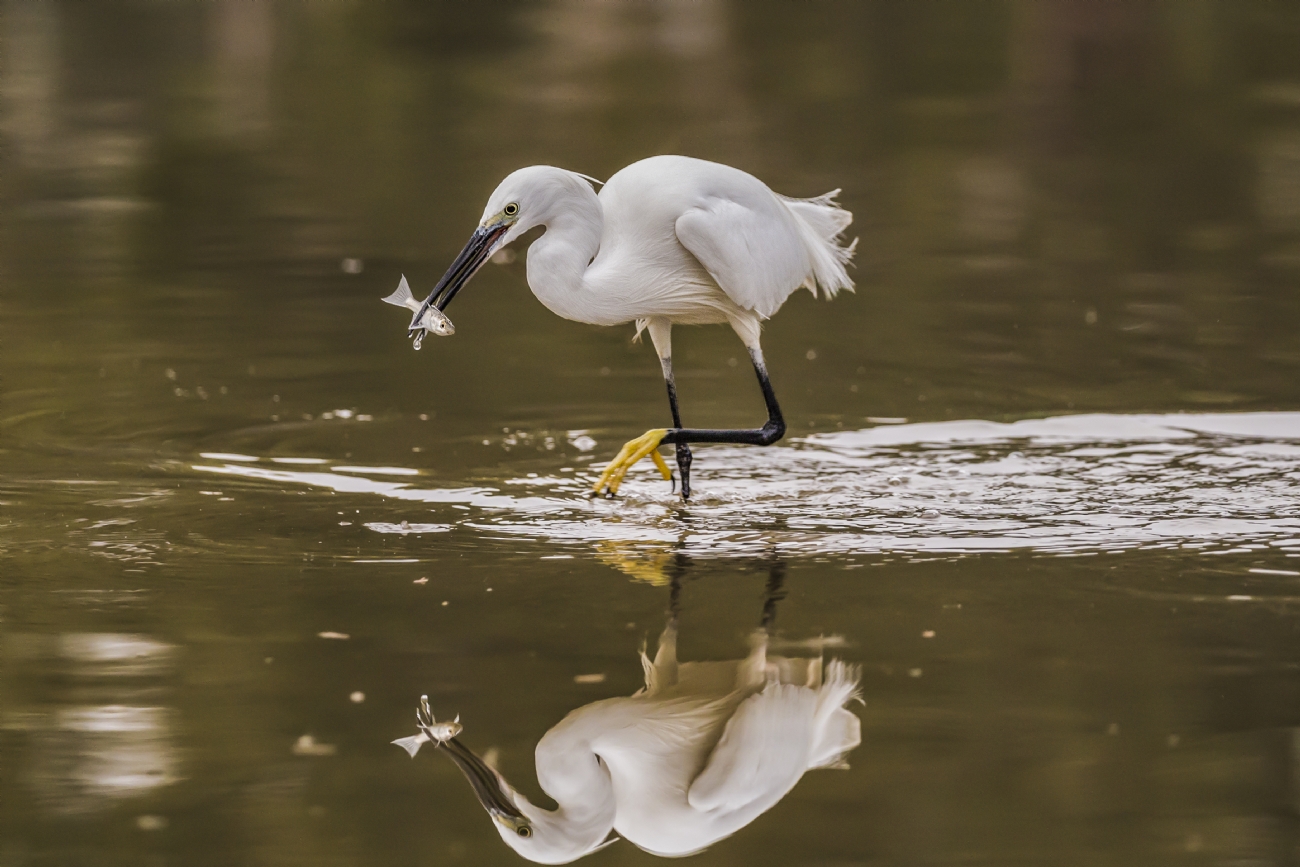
[400,154,857,498]
[476,624,862,863]
[485,155,855,354]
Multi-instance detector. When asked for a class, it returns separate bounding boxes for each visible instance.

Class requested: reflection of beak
[408,222,509,338]
[439,736,529,831]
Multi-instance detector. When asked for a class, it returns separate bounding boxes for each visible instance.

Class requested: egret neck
[489,728,618,864]
[523,182,607,325]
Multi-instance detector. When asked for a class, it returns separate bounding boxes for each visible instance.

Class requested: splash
[193,412,1300,562]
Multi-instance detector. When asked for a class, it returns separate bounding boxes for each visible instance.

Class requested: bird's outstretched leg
[662,346,786,445]
[591,346,786,499]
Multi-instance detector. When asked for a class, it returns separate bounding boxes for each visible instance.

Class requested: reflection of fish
[430,624,862,863]
[382,275,454,349]
[391,695,462,758]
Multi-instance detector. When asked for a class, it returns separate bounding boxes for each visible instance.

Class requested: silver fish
[391,694,463,758]
[382,275,455,349]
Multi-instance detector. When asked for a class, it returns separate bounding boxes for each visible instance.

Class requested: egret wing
[686,683,818,813]
[675,197,811,319]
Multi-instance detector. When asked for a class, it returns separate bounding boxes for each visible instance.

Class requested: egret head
[481,166,599,244]
[488,792,618,865]
[423,167,600,315]
[440,736,616,864]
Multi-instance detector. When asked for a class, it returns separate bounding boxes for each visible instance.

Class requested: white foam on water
[363,522,452,534]
[330,465,420,476]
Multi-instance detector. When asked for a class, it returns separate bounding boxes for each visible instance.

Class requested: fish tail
[382,275,421,311]
[391,733,430,758]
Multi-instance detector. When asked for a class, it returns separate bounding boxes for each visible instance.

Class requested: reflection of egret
[400,155,856,500]
[412,567,861,863]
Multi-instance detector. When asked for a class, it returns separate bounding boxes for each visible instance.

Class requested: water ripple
[192,412,1300,562]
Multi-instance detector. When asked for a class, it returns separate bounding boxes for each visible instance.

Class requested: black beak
[408,223,509,338]
[439,736,525,822]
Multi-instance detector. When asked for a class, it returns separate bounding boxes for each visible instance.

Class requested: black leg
[760,556,787,633]
[675,443,693,499]
[667,551,688,622]
[663,371,693,500]
[594,348,785,501]
[661,348,786,448]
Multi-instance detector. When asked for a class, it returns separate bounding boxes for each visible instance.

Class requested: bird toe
[591,429,669,496]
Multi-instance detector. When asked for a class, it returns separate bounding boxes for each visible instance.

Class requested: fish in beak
[391,221,510,349]
[382,275,455,350]
[391,695,463,756]
[390,695,532,836]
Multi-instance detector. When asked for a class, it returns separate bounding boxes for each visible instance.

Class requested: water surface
[4,2,1300,865]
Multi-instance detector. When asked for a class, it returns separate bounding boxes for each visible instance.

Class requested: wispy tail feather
[781,190,857,301]
[808,659,862,770]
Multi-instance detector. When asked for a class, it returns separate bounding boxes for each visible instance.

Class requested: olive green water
[4,2,1300,865]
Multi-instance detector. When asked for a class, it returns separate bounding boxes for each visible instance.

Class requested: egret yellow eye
[517,826,532,838]
[504,203,519,217]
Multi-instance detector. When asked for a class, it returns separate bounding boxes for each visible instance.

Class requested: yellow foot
[592,429,673,497]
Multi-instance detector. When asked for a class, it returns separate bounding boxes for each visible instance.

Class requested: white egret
[402,155,856,499]
[404,623,861,863]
